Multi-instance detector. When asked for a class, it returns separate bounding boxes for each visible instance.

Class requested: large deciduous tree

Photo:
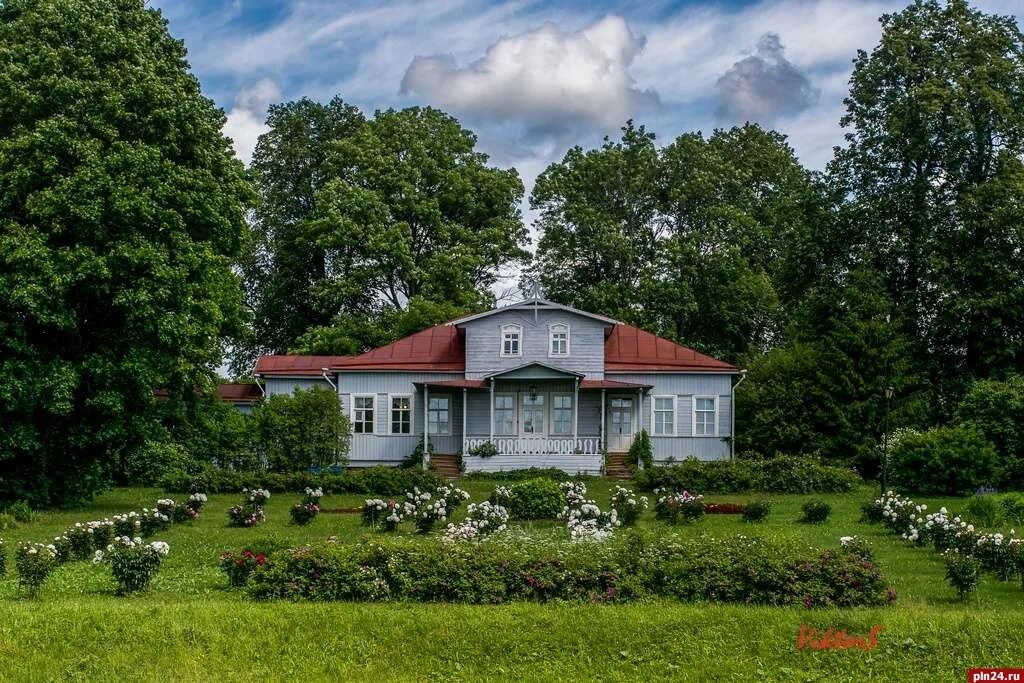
[0,0,252,504]
[831,0,1024,417]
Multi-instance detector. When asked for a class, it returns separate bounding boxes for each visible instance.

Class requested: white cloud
[400,15,659,136]
[222,78,281,165]
[715,33,819,124]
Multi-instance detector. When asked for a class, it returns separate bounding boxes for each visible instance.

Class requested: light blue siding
[459,310,609,379]
[264,376,332,397]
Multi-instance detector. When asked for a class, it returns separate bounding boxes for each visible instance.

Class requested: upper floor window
[353,395,375,434]
[501,324,522,356]
[694,396,717,436]
[549,324,569,356]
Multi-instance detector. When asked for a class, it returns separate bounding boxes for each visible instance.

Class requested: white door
[607,397,634,451]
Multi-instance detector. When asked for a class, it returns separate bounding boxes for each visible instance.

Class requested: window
[353,395,375,434]
[501,324,522,356]
[494,394,515,435]
[428,395,450,435]
[694,396,717,436]
[522,394,545,434]
[552,394,572,435]
[549,324,569,356]
[653,396,675,435]
[390,395,411,434]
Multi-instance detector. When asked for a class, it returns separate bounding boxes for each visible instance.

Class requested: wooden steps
[604,452,633,479]
[429,453,462,479]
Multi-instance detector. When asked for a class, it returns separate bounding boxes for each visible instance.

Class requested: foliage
[636,456,860,494]
[4,501,35,524]
[124,441,194,488]
[964,494,1001,528]
[289,487,323,526]
[0,538,5,575]
[229,489,270,528]
[1000,494,1024,526]
[95,537,170,594]
[251,386,351,472]
[799,500,832,524]
[463,468,592,482]
[361,499,404,532]
[889,425,999,495]
[15,543,58,595]
[489,479,564,520]
[957,376,1024,489]
[0,0,252,507]
[441,502,509,543]
[943,549,981,601]
[627,430,653,469]
[219,549,268,588]
[653,489,705,524]
[609,486,648,526]
[742,500,771,523]
[400,486,468,534]
[248,534,893,608]
[467,441,497,458]
[160,465,442,496]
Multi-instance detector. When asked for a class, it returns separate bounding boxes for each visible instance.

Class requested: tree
[0,0,252,505]
[251,386,351,472]
[232,98,366,373]
[957,375,1024,487]
[830,0,1024,416]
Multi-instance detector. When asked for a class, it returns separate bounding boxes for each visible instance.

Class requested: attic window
[501,324,522,356]
[549,324,569,356]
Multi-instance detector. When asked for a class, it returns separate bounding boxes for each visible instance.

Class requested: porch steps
[604,452,633,479]
[429,453,462,479]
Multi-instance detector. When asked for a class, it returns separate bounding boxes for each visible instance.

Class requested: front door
[607,396,634,451]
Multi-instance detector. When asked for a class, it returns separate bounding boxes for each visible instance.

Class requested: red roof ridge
[603,323,738,372]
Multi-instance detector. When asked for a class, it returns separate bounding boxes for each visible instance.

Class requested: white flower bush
[245,488,271,506]
[15,542,58,595]
[610,485,648,526]
[442,501,509,543]
[362,498,404,531]
[112,511,141,538]
[559,485,619,543]
[403,487,449,534]
[94,536,170,594]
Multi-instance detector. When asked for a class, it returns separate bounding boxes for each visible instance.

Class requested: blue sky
[154,0,1020,195]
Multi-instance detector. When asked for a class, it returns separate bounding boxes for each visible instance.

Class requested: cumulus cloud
[222,78,281,165]
[715,32,819,124]
[400,15,659,137]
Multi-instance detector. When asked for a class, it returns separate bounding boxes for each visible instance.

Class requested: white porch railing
[464,436,601,456]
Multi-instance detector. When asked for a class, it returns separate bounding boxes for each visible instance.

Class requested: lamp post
[880,385,894,496]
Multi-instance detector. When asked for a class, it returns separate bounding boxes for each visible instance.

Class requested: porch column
[636,388,643,470]
[462,387,467,455]
[600,389,606,451]
[422,384,430,472]
[489,378,495,442]
[572,377,579,444]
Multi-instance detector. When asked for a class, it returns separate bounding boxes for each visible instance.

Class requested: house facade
[252,299,744,475]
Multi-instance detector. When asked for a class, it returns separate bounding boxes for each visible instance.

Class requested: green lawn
[1,481,1021,682]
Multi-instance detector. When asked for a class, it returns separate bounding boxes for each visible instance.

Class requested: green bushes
[627,429,653,469]
[126,441,193,487]
[742,500,771,523]
[463,468,592,482]
[964,495,1001,528]
[957,376,1024,489]
[800,500,831,524]
[247,534,894,608]
[251,386,352,472]
[160,466,441,496]
[636,456,859,494]
[490,479,564,519]
[889,425,998,496]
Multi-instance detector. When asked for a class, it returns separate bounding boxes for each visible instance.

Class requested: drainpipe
[320,368,337,391]
[730,370,747,460]
[251,372,265,397]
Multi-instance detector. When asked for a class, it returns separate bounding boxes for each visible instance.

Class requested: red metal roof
[603,324,738,372]
[579,379,652,389]
[254,355,352,376]
[333,325,464,371]
[216,383,263,403]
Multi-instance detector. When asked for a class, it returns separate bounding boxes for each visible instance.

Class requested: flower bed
[247,533,895,607]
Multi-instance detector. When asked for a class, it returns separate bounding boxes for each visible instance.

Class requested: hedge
[635,456,861,494]
[247,533,894,608]
[463,468,595,482]
[160,466,441,496]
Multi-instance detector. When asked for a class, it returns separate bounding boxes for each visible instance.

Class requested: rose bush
[94,536,170,594]
[610,486,648,526]
[15,542,58,596]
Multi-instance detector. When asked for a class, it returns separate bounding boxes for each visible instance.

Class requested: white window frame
[351,394,376,434]
[520,392,546,437]
[548,323,570,357]
[551,392,573,435]
[388,394,413,435]
[652,395,676,436]
[500,324,523,357]
[493,392,517,436]
[427,393,452,436]
[692,395,718,437]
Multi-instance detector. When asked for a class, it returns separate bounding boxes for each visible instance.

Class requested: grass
[0,480,1021,682]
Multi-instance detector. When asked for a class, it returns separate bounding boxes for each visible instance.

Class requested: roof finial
[525,279,543,302]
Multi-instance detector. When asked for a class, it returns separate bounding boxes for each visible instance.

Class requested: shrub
[65,524,95,561]
[95,537,170,594]
[251,386,351,471]
[889,425,998,496]
[627,429,653,469]
[610,486,648,526]
[635,456,858,494]
[442,502,510,542]
[112,512,141,538]
[88,520,115,552]
[1000,494,1024,525]
[138,508,171,536]
[0,513,15,531]
[463,468,592,482]
[800,500,831,524]
[247,534,894,607]
[965,494,1001,528]
[229,488,270,527]
[653,489,704,524]
[467,441,497,458]
[161,466,442,497]
[361,499,404,531]
[743,500,771,523]
[401,487,450,534]
[50,535,72,564]
[125,440,194,487]
[489,479,563,520]
[15,543,58,596]
[220,549,268,587]
[5,501,35,524]
[943,549,980,600]
[957,375,1024,489]
[290,487,324,526]
[974,533,1018,581]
